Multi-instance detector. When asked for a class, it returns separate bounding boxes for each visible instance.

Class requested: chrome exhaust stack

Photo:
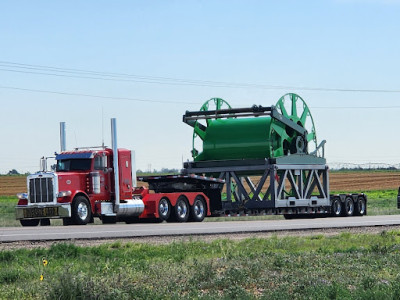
[110,118,144,216]
[60,122,66,152]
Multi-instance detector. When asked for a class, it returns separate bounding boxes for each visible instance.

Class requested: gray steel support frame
[183,159,330,213]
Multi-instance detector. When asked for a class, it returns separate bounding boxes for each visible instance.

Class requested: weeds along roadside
[1,232,400,299]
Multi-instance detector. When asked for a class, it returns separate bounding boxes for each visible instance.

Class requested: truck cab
[15,147,141,226]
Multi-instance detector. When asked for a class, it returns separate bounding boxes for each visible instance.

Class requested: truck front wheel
[20,219,40,227]
[71,196,92,225]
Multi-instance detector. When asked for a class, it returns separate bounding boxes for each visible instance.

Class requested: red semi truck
[15,119,224,226]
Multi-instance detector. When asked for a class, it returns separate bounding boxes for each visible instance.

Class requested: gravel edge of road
[2,225,400,250]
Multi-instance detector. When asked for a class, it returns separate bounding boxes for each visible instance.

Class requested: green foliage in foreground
[2,231,400,299]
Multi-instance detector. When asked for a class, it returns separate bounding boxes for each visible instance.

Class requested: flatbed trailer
[139,159,367,219]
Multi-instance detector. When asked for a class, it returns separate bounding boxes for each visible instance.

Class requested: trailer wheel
[158,197,171,221]
[20,219,40,227]
[190,196,206,222]
[331,198,342,217]
[354,196,366,216]
[174,196,189,222]
[344,197,354,217]
[71,196,91,225]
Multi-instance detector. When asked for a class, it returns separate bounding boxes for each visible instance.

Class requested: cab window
[94,155,107,170]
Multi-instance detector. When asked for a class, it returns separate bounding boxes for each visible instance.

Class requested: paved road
[1,215,400,242]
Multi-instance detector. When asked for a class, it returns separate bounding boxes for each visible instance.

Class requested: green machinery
[184,93,318,162]
[182,93,343,216]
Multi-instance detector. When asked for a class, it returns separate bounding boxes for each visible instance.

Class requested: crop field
[0,176,26,196]
[330,170,400,192]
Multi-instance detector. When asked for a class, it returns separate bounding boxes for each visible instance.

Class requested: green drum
[191,93,317,161]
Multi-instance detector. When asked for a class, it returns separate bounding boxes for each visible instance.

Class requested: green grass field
[2,231,400,299]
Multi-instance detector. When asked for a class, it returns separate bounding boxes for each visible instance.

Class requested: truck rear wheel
[344,197,354,217]
[174,196,189,222]
[158,197,171,221]
[190,196,206,222]
[20,219,40,227]
[71,196,92,225]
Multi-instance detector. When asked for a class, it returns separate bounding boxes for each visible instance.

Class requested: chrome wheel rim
[77,202,88,220]
[177,201,188,219]
[333,200,341,215]
[194,200,204,218]
[346,199,354,215]
[358,199,366,214]
[159,199,169,217]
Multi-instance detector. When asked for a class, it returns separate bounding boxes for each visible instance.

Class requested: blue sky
[0,0,399,173]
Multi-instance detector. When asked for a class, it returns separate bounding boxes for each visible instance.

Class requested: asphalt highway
[1,215,400,243]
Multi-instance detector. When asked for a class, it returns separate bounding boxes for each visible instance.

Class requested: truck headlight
[17,193,28,200]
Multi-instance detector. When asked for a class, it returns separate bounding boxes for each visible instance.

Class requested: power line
[1,60,400,93]
[2,84,400,109]
[0,85,198,104]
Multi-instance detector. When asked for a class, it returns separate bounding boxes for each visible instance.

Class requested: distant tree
[7,169,20,175]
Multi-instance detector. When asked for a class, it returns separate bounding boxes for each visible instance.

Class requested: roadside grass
[1,189,399,226]
[2,231,400,299]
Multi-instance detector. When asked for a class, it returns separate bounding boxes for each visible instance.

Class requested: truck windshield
[56,159,92,171]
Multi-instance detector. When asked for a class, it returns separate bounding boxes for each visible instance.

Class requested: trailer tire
[20,219,40,227]
[344,197,354,217]
[283,214,294,219]
[331,198,342,217]
[190,196,206,222]
[158,197,171,221]
[354,196,366,216]
[174,196,189,222]
[71,196,91,225]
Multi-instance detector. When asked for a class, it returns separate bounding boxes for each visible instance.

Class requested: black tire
[174,196,189,222]
[20,219,40,227]
[344,197,354,217]
[158,197,171,221]
[71,196,91,225]
[40,219,51,226]
[354,197,366,216]
[190,196,206,222]
[101,216,117,224]
[63,218,73,226]
[331,198,342,217]
[283,214,294,219]
[125,216,140,224]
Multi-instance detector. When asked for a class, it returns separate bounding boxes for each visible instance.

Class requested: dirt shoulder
[2,225,400,250]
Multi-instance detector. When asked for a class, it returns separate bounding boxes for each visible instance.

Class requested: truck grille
[29,177,54,203]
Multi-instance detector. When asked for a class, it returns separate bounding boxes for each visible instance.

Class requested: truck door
[118,150,133,200]
[93,153,111,199]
